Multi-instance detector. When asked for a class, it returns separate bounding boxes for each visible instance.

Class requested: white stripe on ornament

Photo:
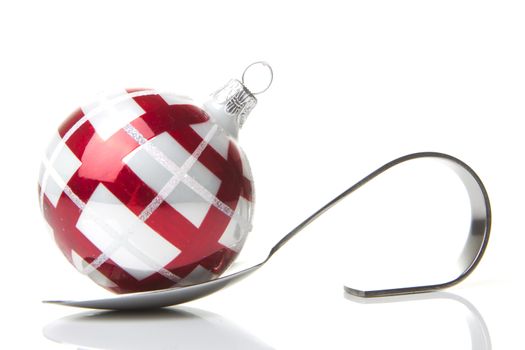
[85,90,146,141]
[71,250,118,288]
[41,157,85,210]
[39,133,82,208]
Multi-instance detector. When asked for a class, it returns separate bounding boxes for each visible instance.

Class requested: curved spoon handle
[267,152,491,297]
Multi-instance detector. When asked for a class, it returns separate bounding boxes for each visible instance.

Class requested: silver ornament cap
[203,62,272,139]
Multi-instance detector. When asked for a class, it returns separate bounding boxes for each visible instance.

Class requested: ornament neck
[203,61,273,139]
[203,79,257,139]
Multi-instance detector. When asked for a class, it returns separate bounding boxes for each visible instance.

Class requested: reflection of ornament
[38,64,272,294]
[44,307,273,349]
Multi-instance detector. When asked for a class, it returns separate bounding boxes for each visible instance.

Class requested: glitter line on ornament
[41,156,181,283]
[123,124,252,233]
[83,124,218,274]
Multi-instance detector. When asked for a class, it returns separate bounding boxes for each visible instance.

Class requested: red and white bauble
[38,81,257,294]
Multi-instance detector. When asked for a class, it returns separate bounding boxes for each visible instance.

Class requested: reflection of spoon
[45,152,491,310]
[43,307,274,349]
[344,291,492,350]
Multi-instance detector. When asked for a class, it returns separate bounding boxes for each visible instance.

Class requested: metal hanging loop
[241,61,274,95]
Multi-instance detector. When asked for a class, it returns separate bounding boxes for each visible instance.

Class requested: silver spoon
[44,152,491,310]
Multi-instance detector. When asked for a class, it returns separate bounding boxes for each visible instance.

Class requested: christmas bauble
[38,82,257,294]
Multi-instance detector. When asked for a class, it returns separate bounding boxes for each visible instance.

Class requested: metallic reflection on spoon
[344,291,491,349]
[43,307,273,350]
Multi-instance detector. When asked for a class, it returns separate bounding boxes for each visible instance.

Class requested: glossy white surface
[1,0,525,348]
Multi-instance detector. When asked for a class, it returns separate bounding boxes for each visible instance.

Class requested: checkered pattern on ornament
[38,90,254,293]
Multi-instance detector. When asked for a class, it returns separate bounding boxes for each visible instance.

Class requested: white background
[0,0,524,348]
